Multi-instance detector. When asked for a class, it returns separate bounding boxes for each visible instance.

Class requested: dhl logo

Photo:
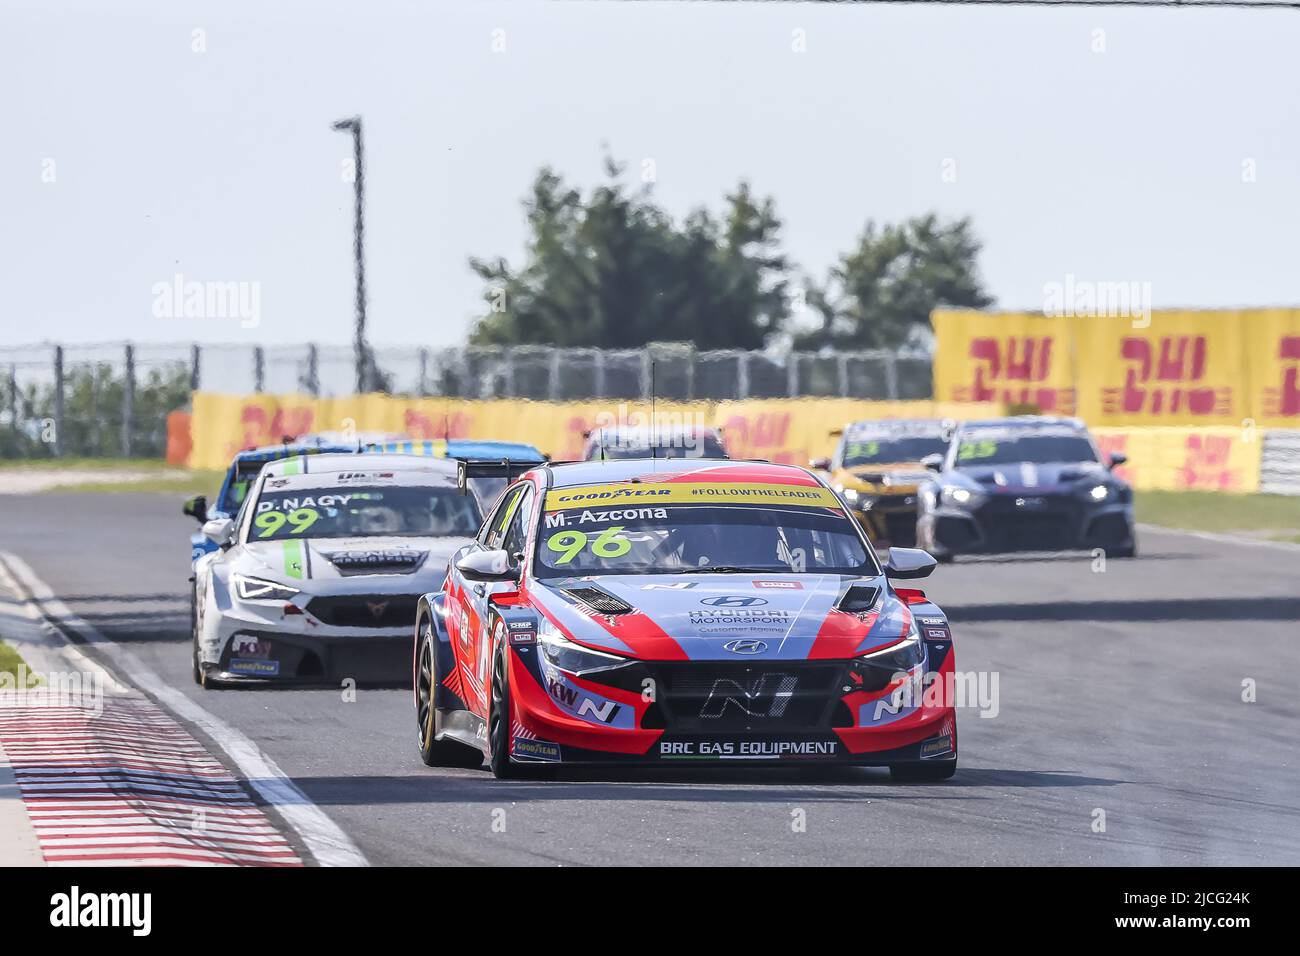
[238,404,315,452]
[1262,336,1300,418]
[1178,434,1241,492]
[952,336,1075,412]
[1102,335,1232,417]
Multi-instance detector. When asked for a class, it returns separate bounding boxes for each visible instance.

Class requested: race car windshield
[533,503,875,579]
[841,436,949,467]
[468,476,508,511]
[219,461,267,512]
[954,433,1099,467]
[593,435,727,459]
[250,485,482,541]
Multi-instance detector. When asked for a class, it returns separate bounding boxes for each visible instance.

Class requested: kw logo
[700,674,797,720]
[546,679,620,723]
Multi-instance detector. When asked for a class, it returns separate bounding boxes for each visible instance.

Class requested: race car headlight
[856,615,925,673]
[233,573,300,602]
[536,619,629,676]
[836,486,876,511]
[1087,483,1111,502]
[940,485,984,509]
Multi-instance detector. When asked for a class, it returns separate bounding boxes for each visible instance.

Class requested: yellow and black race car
[812,419,955,548]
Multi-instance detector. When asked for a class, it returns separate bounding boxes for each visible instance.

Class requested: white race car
[191,453,484,687]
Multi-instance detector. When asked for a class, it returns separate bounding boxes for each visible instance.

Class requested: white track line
[0,551,367,867]
[1138,523,1300,553]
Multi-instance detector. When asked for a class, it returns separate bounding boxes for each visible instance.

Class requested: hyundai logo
[722,639,769,655]
[701,595,768,608]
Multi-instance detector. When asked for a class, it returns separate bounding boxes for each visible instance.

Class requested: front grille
[646,661,846,733]
[983,514,1074,551]
[305,594,420,628]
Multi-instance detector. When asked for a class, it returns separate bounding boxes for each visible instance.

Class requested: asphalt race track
[2,492,1297,866]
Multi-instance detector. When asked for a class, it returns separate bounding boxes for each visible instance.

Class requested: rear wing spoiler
[456,457,546,494]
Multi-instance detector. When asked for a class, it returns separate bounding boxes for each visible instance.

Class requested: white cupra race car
[191,453,484,688]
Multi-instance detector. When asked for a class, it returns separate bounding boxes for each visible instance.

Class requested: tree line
[468,156,993,352]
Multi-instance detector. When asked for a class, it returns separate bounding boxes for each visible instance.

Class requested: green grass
[1137,491,1300,540]
[52,469,224,496]
[0,457,222,495]
[0,457,176,471]
[0,641,43,688]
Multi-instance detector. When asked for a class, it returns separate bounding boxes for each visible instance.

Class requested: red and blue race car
[413,459,958,781]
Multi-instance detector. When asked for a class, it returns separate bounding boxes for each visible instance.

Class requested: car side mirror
[455,548,520,583]
[885,547,938,580]
[202,517,235,549]
[183,494,208,523]
[809,457,831,471]
[921,454,944,472]
[1107,452,1128,469]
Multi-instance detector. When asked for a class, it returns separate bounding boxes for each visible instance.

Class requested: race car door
[453,482,533,717]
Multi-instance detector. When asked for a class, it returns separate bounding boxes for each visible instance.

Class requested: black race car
[915,417,1136,560]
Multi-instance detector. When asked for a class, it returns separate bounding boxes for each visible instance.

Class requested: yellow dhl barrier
[933,308,1300,429]
[187,392,1262,491]
[1093,427,1261,493]
[187,392,1001,471]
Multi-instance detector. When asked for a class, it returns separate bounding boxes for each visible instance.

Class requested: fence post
[548,348,562,402]
[594,350,606,399]
[52,346,64,457]
[7,365,17,441]
[504,347,516,398]
[190,343,201,391]
[737,352,750,400]
[305,344,320,396]
[884,352,899,400]
[418,348,429,397]
[786,352,799,398]
[254,347,265,393]
[640,351,652,401]
[122,344,136,458]
[837,353,849,397]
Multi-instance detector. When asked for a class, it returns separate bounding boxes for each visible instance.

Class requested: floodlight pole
[333,116,370,393]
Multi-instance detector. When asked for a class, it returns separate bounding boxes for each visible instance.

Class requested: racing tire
[1104,543,1137,559]
[889,760,957,783]
[488,638,520,779]
[416,619,485,769]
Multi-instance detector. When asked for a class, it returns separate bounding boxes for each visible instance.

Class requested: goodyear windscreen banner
[933,308,1300,430]
[544,480,843,511]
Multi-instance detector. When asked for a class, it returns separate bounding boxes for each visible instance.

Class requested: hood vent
[562,586,634,616]
[323,549,428,576]
[837,584,881,613]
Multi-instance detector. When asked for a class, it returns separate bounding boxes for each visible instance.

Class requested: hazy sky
[3,0,1298,349]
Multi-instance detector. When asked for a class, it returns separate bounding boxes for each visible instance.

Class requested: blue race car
[914,416,1136,561]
